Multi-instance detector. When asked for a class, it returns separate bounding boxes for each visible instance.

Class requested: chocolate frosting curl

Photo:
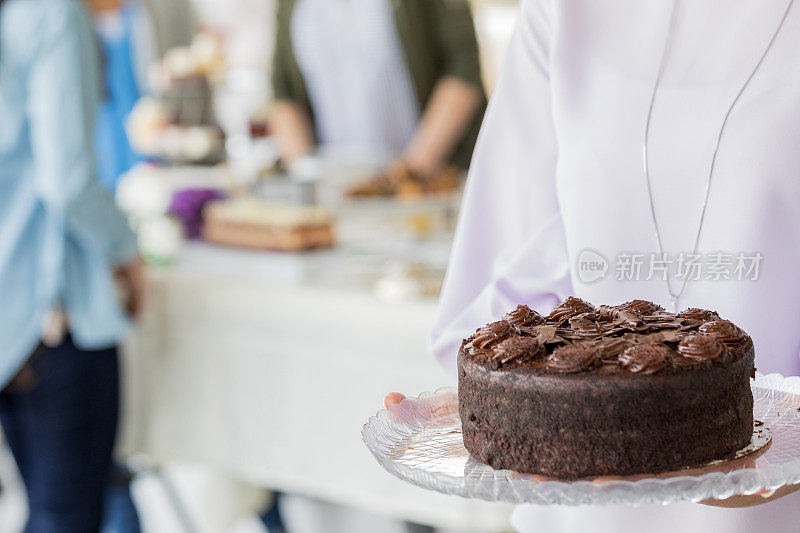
[493,336,546,366]
[616,300,666,316]
[677,308,721,322]
[677,334,728,363]
[504,305,544,328]
[699,320,751,351]
[472,321,513,350]
[548,297,596,325]
[619,345,671,375]
[547,345,600,373]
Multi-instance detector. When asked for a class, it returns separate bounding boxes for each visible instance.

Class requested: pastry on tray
[202,197,334,252]
[345,165,459,199]
[458,298,755,478]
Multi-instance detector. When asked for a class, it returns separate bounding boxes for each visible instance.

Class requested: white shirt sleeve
[430,0,572,375]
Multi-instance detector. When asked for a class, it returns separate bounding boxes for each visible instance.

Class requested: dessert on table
[345,165,459,199]
[202,196,334,252]
[458,297,755,479]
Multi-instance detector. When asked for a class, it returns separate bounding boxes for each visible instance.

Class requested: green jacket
[272,0,487,169]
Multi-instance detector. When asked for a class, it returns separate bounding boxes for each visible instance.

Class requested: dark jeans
[0,337,119,533]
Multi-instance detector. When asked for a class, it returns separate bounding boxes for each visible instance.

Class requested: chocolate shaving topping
[465,299,749,374]
[472,321,513,350]
[677,308,721,322]
[504,305,544,328]
[548,297,596,325]
[676,334,728,363]
[604,300,670,331]
[532,325,561,344]
[592,336,636,357]
[568,313,607,339]
[698,320,751,350]
[616,299,666,317]
[514,325,541,338]
[637,331,665,345]
[602,326,632,337]
[642,313,683,329]
[638,330,682,344]
[619,345,671,374]
[613,310,644,329]
[547,345,601,373]
[596,305,617,321]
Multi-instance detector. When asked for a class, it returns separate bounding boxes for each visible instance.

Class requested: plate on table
[362,373,800,505]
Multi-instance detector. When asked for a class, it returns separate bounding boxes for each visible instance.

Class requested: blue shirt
[0,0,138,388]
[94,1,145,191]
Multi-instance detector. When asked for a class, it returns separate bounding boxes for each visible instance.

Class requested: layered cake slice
[202,197,334,252]
[458,298,756,479]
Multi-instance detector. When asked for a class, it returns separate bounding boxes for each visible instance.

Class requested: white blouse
[291,0,419,163]
[432,0,800,530]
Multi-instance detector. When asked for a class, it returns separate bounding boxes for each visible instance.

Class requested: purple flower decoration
[168,188,226,239]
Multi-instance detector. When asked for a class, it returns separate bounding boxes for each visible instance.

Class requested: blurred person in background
[87,0,197,191]
[0,0,144,530]
[85,0,153,191]
[192,0,275,75]
[269,0,486,178]
[390,0,800,531]
[138,0,194,60]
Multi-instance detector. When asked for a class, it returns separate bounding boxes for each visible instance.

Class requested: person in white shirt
[269,0,486,177]
[389,0,800,530]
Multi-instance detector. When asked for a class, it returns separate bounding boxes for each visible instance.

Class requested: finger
[384,392,406,408]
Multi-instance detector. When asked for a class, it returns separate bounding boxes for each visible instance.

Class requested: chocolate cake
[458,298,756,479]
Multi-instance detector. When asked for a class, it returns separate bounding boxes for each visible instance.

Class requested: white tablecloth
[118,244,513,531]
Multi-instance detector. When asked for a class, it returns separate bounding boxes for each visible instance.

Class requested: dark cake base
[458,350,755,479]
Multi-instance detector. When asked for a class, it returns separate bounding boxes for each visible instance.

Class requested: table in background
[118,243,514,531]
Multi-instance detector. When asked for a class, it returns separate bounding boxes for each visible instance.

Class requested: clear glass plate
[362,373,800,505]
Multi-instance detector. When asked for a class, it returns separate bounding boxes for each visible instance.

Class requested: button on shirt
[0,0,138,388]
